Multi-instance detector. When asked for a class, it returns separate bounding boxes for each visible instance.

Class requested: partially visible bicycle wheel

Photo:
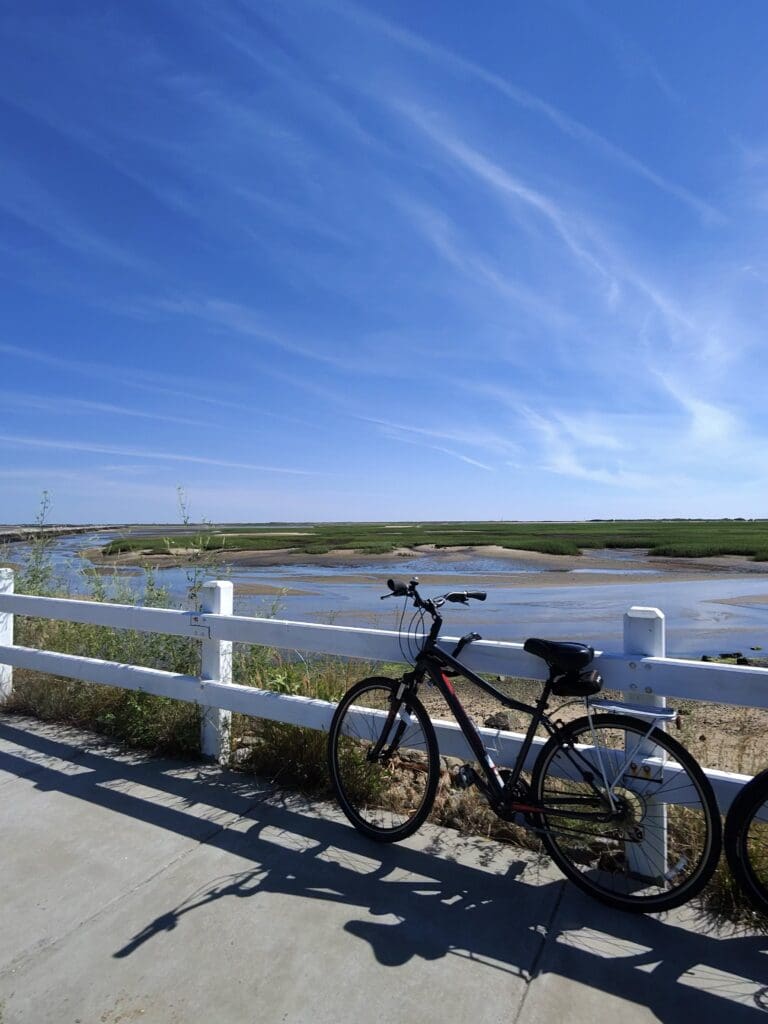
[327,677,439,842]
[531,712,721,913]
[724,769,768,916]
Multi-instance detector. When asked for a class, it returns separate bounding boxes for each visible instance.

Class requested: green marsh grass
[102,518,768,561]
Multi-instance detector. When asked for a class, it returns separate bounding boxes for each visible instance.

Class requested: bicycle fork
[366,679,417,763]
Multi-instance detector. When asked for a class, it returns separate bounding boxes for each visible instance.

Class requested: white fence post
[623,606,667,880]
[0,569,13,702]
[199,581,233,763]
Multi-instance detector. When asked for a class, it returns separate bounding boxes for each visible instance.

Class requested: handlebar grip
[387,578,410,596]
[445,590,487,603]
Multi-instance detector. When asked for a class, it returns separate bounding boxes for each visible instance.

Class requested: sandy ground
[707,593,768,606]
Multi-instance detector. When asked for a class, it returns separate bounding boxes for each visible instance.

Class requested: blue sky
[1,1,767,524]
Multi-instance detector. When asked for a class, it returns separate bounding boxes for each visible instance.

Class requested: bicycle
[327,577,722,913]
[724,768,768,916]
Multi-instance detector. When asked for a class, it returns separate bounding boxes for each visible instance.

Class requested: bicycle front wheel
[724,769,768,916]
[327,677,440,842]
[531,713,721,913]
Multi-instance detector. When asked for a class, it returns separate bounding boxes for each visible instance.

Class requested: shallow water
[4,532,768,658]
[229,574,768,658]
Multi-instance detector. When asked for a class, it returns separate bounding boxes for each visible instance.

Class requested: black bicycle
[724,769,768,916]
[327,578,722,913]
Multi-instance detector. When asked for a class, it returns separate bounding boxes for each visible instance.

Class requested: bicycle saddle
[523,638,594,674]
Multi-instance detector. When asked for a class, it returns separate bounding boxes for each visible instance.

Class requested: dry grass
[7,669,201,757]
[675,700,768,776]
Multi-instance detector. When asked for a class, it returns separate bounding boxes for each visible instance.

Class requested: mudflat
[85,542,768,589]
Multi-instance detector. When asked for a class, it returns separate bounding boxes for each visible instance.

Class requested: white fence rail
[1,567,767,810]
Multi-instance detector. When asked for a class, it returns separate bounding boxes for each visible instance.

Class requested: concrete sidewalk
[1,713,766,1024]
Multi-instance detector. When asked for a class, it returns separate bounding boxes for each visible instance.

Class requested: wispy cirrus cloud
[323,0,721,222]
[386,104,755,401]
[0,341,318,429]
[0,389,202,428]
[518,407,656,489]
[396,194,577,332]
[0,433,321,476]
[189,5,385,155]
[391,104,616,291]
[359,413,517,459]
[378,430,495,472]
[0,158,150,270]
[556,0,687,108]
[145,296,434,379]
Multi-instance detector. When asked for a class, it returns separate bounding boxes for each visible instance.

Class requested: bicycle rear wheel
[327,677,439,842]
[531,712,721,913]
[724,769,768,916]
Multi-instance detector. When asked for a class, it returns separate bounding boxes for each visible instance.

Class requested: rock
[484,711,511,731]
[737,657,751,665]
[441,755,463,771]
[232,747,254,766]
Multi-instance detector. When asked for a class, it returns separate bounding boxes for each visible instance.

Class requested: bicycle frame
[398,599,606,819]
[399,598,663,819]
[403,644,671,840]
[384,583,673,829]
[413,646,557,807]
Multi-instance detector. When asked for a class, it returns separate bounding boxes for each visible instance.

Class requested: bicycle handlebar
[382,578,487,605]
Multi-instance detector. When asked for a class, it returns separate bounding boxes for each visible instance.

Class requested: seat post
[534,676,553,718]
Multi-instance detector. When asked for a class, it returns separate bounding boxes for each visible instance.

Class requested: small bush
[239,721,329,792]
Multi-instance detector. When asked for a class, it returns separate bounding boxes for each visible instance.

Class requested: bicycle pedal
[453,764,478,790]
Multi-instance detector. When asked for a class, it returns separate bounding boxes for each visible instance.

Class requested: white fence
[1,567,767,811]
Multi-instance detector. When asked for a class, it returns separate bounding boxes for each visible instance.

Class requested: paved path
[1,713,766,1024]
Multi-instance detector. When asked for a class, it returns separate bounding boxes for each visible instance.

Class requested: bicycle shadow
[2,716,767,1023]
[111,796,768,1022]
[112,802,547,976]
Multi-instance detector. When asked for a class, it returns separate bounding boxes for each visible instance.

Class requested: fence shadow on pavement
[2,716,767,1024]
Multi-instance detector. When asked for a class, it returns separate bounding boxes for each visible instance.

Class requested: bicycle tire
[327,676,440,842]
[531,712,721,913]
[724,768,768,916]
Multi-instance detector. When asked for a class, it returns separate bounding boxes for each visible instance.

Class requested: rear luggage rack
[588,698,677,723]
